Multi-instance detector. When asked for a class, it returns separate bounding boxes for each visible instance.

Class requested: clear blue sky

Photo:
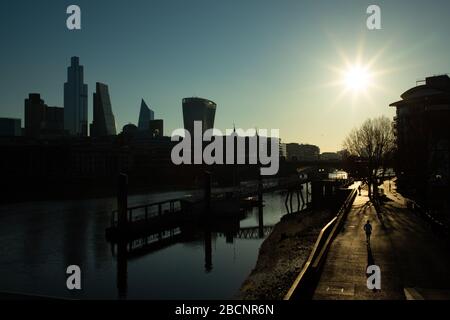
[1,0,450,151]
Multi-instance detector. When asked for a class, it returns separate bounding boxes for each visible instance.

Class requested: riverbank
[237,208,334,300]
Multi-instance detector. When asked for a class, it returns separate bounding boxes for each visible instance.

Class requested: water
[0,188,309,299]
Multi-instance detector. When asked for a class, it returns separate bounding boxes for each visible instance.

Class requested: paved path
[313,180,450,300]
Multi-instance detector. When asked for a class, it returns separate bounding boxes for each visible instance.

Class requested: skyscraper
[64,56,88,136]
[90,82,117,137]
[182,97,217,136]
[138,99,154,131]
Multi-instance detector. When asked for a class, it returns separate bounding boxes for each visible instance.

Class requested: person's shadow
[367,242,375,266]
[366,242,380,292]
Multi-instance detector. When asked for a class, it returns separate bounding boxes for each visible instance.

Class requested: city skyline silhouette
[2,0,450,151]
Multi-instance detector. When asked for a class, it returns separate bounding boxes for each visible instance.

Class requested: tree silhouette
[343,116,395,198]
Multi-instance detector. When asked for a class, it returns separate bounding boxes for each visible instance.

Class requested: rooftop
[390,75,450,107]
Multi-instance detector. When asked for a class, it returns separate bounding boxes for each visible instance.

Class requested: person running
[364,220,372,244]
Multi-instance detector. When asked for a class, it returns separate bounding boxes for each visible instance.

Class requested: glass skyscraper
[64,56,88,136]
[90,82,117,137]
[138,99,155,131]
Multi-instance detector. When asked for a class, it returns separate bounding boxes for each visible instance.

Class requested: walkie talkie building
[182,97,216,137]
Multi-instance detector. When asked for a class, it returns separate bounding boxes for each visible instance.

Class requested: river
[0,187,310,299]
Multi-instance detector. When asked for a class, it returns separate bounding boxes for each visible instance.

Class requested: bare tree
[343,116,395,198]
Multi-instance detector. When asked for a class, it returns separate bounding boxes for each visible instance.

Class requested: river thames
[0,187,310,299]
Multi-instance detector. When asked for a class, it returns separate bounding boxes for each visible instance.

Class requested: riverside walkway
[313,180,450,300]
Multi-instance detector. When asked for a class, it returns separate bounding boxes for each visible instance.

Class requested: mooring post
[285,190,290,213]
[117,173,128,230]
[299,184,305,209]
[290,191,294,212]
[311,180,325,209]
[204,171,212,211]
[258,204,264,238]
[258,172,263,205]
[204,228,213,272]
[117,240,128,299]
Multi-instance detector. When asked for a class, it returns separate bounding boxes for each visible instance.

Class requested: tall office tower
[182,97,217,136]
[64,56,88,136]
[137,99,155,131]
[25,93,46,138]
[90,82,117,137]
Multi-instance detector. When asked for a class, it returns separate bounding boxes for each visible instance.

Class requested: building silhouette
[286,143,320,161]
[149,119,164,138]
[121,123,138,136]
[90,82,117,137]
[320,152,341,161]
[0,118,21,137]
[138,99,154,131]
[25,93,64,139]
[25,93,45,138]
[43,106,64,137]
[182,97,216,136]
[390,74,450,219]
[64,56,88,137]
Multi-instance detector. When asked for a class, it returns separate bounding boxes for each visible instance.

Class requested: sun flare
[344,65,372,91]
[320,35,402,108]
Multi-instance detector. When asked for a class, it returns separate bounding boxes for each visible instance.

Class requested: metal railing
[284,187,358,300]
[110,198,184,227]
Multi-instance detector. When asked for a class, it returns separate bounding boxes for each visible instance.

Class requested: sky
[1,0,450,152]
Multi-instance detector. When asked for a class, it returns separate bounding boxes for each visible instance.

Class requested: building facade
[64,56,88,136]
[182,97,216,136]
[390,74,450,221]
[90,82,117,137]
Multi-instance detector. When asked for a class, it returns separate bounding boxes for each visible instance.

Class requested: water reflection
[0,187,311,299]
[285,182,311,214]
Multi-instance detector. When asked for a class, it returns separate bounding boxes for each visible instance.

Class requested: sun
[319,35,401,108]
[344,65,372,91]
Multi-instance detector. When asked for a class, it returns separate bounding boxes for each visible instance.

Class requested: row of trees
[343,116,396,198]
